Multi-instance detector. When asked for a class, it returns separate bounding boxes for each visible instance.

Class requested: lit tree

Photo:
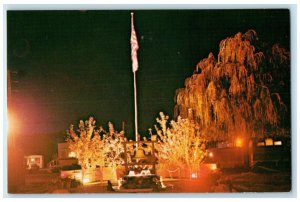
[66,117,128,181]
[174,30,289,144]
[154,112,207,176]
[101,122,127,180]
[66,117,105,170]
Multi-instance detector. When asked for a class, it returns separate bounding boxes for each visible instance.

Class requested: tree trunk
[244,138,254,169]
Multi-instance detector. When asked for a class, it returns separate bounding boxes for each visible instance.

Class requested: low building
[24,155,44,169]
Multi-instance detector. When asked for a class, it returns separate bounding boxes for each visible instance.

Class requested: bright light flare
[235,138,243,147]
[265,138,274,146]
[210,164,217,171]
[7,111,20,135]
[209,152,213,157]
[191,173,197,179]
[60,172,66,178]
[7,111,14,134]
[83,177,90,184]
[68,151,76,158]
[274,141,282,146]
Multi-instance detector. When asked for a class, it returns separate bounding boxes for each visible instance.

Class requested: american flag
[130,13,139,72]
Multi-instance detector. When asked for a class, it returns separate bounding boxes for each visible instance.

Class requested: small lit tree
[154,112,207,177]
[66,117,105,183]
[101,122,127,180]
[66,117,128,181]
[66,117,105,170]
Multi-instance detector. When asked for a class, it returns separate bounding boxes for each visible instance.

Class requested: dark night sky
[7,9,290,140]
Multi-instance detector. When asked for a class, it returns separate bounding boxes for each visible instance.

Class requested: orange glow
[265,138,274,146]
[68,151,76,158]
[235,138,243,147]
[210,164,217,171]
[7,111,14,134]
[7,111,19,135]
[209,152,213,157]
[191,173,197,179]
[83,177,90,184]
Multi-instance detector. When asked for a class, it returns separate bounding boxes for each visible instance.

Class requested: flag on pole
[130,12,139,72]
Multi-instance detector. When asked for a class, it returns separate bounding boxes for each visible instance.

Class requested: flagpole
[130,12,139,142]
[133,70,138,142]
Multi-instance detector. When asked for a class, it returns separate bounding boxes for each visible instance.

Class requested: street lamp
[235,138,243,147]
[7,111,16,148]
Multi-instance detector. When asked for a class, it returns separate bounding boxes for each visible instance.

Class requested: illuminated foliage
[154,112,207,173]
[174,30,289,142]
[66,117,104,170]
[66,117,127,173]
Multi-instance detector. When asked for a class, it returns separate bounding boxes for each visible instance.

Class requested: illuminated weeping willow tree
[174,30,290,143]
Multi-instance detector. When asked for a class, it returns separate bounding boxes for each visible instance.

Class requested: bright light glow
[68,151,76,158]
[128,171,135,176]
[74,173,82,180]
[274,141,282,146]
[209,152,213,157]
[60,172,66,178]
[83,177,90,184]
[265,138,274,146]
[191,173,197,179]
[235,138,243,147]
[7,111,15,135]
[210,164,217,171]
[30,158,35,162]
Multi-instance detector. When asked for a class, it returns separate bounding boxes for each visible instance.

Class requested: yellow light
[191,173,197,179]
[265,138,274,146]
[209,152,213,157]
[210,164,217,171]
[274,141,282,146]
[7,111,14,134]
[7,111,20,136]
[74,173,82,180]
[31,158,35,162]
[68,151,76,158]
[83,177,90,184]
[235,138,243,147]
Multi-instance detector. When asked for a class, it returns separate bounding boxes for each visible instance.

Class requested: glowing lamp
[235,138,243,147]
[30,158,35,162]
[60,172,66,178]
[7,111,20,135]
[209,152,213,157]
[191,173,197,179]
[83,177,90,184]
[128,171,135,176]
[210,164,217,171]
[68,151,76,158]
[274,141,282,146]
[74,173,82,180]
[265,138,273,146]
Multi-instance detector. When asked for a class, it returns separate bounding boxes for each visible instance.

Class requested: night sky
[7,9,290,140]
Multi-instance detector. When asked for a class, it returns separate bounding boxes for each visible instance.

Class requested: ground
[12,167,291,194]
